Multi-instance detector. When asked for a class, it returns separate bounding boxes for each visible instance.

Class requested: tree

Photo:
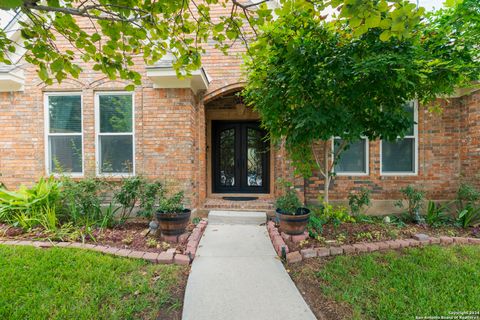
[242,0,479,203]
[1,0,427,87]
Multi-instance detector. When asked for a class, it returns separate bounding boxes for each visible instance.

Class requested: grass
[0,245,187,320]
[296,245,480,319]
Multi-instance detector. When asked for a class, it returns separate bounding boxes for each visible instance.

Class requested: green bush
[457,183,480,210]
[158,192,185,214]
[395,185,425,222]
[275,180,302,214]
[425,201,451,228]
[0,177,61,231]
[60,177,117,228]
[312,202,355,228]
[348,187,371,215]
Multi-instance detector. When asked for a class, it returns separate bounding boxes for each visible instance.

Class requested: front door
[212,121,270,193]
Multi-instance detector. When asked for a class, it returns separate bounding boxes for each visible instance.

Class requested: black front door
[212,121,270,193]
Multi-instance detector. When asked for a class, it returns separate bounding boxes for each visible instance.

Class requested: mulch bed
[286,222,477,252]
[0,221,196,254]
[288,258,354,320]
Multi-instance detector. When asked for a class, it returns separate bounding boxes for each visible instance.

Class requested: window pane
[48,95,81,133]
[382,138,415,173]
[49,136,82,173]
[403,101,415,136]
[100,135,133,173]
[334,139,367,173]
[99,95,132,133]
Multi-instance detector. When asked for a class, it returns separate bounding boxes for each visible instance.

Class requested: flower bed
[0,218,208,265]
[267,221,480,264]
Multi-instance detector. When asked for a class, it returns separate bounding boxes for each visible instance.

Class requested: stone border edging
[266,221,480,264]
[0,218,208,266]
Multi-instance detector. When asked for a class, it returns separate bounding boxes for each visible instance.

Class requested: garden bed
[0,219,208,265]
[285,221,476,252]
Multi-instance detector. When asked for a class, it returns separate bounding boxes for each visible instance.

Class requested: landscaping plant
[455,184,480,228]
[395,185,425,223]
[275,180,302,215]
[243,1,480,203]
[348,187,371,216]
[425,200,451,228]
[158,191,185,214]
[0,177,61,231]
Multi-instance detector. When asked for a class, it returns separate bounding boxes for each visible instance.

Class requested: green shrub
[348,187,371,215]
[312,202,355,228]
[456,205,480,228]
[275,180,302,214]
[59,177,116,228]
[138,181,164,219]
[395,185,425,222]
[0,177,61,231]
[158,192,185,214]
[425,201,451,228]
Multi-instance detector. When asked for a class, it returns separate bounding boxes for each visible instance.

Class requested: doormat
[223,196,259,201]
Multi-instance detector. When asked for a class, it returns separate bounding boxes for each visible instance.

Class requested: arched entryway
[203,87,274,199]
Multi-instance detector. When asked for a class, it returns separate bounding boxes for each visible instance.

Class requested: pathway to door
[182,211,316,320]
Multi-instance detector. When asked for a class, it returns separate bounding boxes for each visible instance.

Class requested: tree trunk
[323,140,330,203]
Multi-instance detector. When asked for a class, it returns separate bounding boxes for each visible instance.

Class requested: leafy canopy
[0,0,435,87]
[243,0,479,177]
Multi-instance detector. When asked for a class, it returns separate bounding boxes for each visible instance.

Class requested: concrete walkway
[182,211,316,320]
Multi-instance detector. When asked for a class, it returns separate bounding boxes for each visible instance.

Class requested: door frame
[211,120,270,194]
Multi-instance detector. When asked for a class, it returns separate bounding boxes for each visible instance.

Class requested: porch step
[203,197,274,210]
[208,211,266,225]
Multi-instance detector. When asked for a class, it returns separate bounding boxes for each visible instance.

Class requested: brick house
[0,8,479,216]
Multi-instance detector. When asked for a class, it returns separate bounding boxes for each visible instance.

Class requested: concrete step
[208,210,266,225]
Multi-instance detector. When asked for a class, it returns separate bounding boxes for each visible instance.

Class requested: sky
[0,0,446,30]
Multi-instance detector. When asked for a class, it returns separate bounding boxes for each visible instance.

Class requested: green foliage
[192,217,201,225]
[0,0,434,87]
[307,214,326,239]
[243,4,479,179]
[59,176,116,228]
[348,187,372,215]
[0,177,61,231]
[395,185,425,220]
[424,201,452,228]
[275,180,302,214]
[457,183,480,211]
[312,202,355,228]
[138,181,164,219]
[158,192,185,214]
[113,176,143,222]
[456,205,480,228]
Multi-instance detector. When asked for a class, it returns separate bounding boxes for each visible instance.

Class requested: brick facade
[0,6,479,214]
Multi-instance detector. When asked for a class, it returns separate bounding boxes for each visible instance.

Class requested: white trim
[44,92,84,177]
[94,91,135,177]
[380,100,419,176]
[145,67,210,94]
[332,137,369,176]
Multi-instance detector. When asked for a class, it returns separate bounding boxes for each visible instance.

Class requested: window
[381,101,418,175]
[95,92,134,175]
[45,93,83,175]
[333,138,369,175]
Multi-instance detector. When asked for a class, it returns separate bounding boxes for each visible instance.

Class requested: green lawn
[0,245,187,320]
[295,245,480,320]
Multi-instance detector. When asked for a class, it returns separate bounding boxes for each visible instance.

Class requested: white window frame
[44,92,84,177]
[95,91,135,177]
[380,100,419,176]
[332,137,369,176]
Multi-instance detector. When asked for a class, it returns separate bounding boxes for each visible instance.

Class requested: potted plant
[275,181,310,235]
[156,191,191,236]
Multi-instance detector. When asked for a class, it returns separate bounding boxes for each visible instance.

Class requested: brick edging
[0,218,208,266]
[266,221,480,264]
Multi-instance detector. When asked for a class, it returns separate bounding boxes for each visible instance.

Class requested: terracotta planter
[277,208,311,235]
[156,209,191,236]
